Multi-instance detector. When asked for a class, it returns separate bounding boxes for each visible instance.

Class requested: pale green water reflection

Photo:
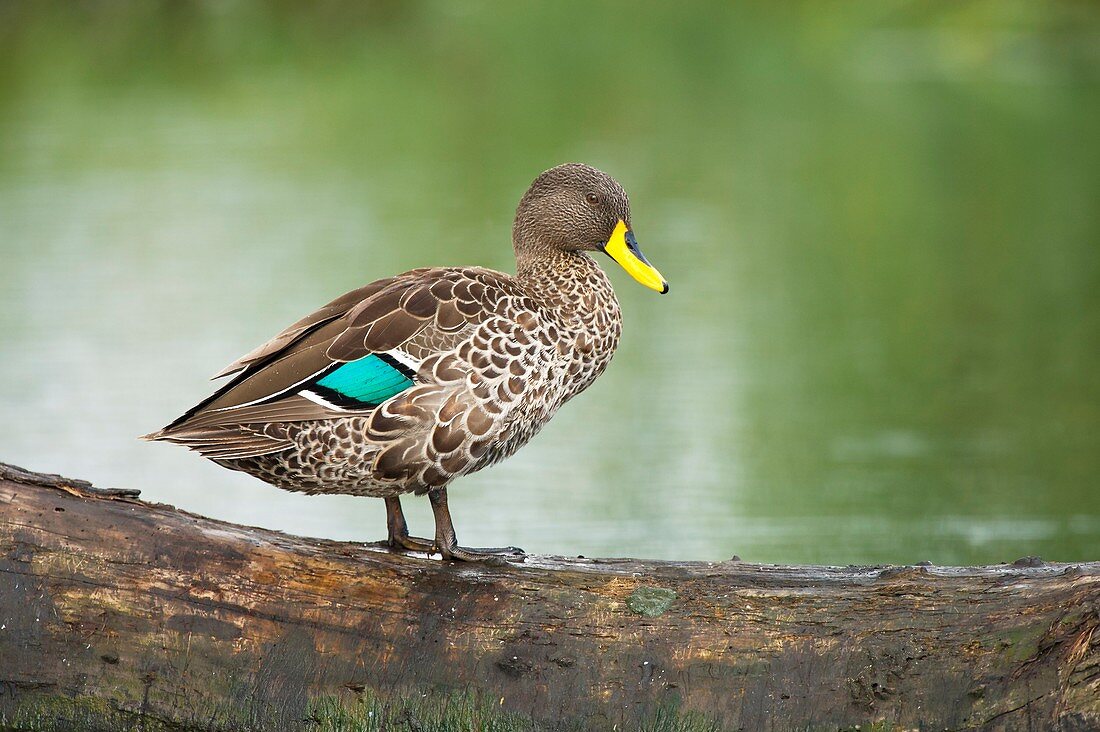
[1,2,1098,564]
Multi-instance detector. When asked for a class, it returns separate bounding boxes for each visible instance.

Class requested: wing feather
[210,276,410,378]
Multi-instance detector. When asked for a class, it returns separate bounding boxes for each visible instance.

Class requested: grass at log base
[3,690,724,732]
[0,461,1097,732]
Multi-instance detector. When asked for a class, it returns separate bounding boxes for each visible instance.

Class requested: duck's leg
[384,496,435,553]
[428,487,525,562]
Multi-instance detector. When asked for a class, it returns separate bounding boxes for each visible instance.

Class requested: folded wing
[146,267,516,459]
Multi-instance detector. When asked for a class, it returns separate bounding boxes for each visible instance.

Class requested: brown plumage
[145,163,667,561]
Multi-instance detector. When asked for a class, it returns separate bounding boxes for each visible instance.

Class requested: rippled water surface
[2,2,1098,564]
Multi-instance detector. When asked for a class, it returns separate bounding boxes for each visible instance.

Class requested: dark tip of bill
[660,282,670,294]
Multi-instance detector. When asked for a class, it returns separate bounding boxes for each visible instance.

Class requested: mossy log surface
[0,461,1098,732]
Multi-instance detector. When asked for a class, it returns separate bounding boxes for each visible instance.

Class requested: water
[2,2,1098,564]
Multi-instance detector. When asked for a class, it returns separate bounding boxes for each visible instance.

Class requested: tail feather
[143,424,291,460]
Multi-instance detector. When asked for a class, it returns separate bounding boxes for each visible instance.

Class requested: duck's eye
[585,192,600,206]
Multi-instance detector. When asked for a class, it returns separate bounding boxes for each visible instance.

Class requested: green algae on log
[0,461,1098,731]
[627,586,677,617]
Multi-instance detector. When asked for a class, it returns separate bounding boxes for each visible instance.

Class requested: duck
[145,163,668,561]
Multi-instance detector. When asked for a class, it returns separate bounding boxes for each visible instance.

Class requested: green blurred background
[1,1,1098,564]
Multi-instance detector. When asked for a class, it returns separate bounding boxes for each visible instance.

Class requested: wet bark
[0,461,1097,731]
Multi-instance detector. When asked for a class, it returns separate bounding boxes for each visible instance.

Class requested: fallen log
[0,461,1097,731]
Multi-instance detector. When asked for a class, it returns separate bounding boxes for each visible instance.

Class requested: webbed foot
[438,544,526,563]
[429,487,525,563]
[384,496,435,554]
[388,533,436,553]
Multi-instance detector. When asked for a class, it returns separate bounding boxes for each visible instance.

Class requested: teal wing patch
[309,354,415,408]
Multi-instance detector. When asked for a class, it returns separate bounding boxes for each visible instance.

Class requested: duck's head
[512,163,668,294]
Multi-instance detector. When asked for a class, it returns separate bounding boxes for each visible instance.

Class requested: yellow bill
[603,219,669,294]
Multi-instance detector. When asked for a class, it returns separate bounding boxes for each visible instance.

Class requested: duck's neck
[516,249,618,320]
[516,248,623,402]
